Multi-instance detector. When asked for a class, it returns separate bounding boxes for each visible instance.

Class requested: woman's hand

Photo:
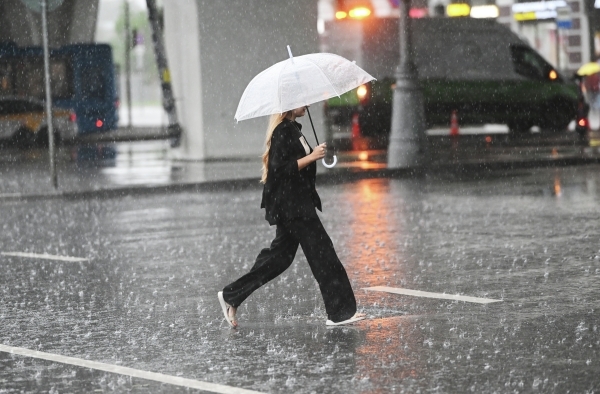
[310,143,327,161]
[298,143,327,171]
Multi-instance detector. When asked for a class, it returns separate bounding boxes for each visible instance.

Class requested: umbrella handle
[322,155,337,168]
[304,106,336,167]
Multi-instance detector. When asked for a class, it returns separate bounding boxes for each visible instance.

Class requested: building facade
[320,0,596,74]
[496,0,590,73]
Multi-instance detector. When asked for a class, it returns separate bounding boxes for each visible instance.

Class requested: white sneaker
[326,313,366,326]
[217,291,237,328]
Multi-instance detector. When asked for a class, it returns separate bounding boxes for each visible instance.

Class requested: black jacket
[261,119,322,225]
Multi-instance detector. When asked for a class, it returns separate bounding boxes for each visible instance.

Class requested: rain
[1,0,600,393]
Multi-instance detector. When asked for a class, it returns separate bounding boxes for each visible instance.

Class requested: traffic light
[132,29,143,47]
[335,0,373,20]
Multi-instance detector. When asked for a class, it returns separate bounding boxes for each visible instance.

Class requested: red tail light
[96,119,104,128]
[69,112,77,122]
[577,117,589,128]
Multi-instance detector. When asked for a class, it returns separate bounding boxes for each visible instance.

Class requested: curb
[2,156,600,202]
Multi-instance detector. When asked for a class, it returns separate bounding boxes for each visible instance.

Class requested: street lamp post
[387,0,426,169]
[124,0,133,131]
[41,0,58,188]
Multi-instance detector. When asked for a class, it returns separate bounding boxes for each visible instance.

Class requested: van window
[81,67,106,99]
[50,58,74,99]
[14,58,45,98]
[10,57,74,99]
[510,45,550,81]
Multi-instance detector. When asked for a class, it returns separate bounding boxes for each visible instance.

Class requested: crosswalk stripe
[1,252,88,262]
[0,344,265,394]
[363,286,502,304]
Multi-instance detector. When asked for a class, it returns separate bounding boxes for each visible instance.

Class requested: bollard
[450,110,459,137]
[450,110,459,153]
[351,112,368,151]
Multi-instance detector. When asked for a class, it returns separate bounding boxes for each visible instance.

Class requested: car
[0,97,78,146]
[324,18,579,149]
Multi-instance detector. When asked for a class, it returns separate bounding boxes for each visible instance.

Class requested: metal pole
[323,102,335,163]
[555,24,560,69]
[124,0,133,129]
[387,0,426,169]
[146,0,182,147]
[42,0,57,189]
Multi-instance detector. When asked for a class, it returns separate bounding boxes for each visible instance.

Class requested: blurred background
[2,0,600,161]
[95,0,166,128]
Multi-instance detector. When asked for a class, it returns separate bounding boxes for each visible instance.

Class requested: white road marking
[0,344,265,394]
[363,286,502,304]
[0,193,22,199]
[1,252,88,262]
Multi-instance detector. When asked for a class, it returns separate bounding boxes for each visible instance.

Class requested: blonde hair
[261,111,290,184]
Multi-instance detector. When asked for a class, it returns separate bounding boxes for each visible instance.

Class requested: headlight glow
[357,85,368,99]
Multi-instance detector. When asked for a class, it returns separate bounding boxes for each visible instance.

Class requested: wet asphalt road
[1,164,599,393]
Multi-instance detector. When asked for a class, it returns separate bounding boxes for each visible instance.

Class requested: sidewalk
[2,129,600,200]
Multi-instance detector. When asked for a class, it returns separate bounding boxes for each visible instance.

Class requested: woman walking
[218,106,365,327]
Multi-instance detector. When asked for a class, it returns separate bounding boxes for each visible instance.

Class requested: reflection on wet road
[1,165,599,392]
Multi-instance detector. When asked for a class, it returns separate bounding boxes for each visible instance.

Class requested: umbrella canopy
[235,48,375,121]
[577,62,600,76]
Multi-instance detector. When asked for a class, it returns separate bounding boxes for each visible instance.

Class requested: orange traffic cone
[450,110,459,136]
[351,113,361,139]
[351,113,368,151]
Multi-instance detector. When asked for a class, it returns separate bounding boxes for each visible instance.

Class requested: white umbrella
[235,46,375,167]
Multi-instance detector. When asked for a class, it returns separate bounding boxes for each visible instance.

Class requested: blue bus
[0,42,119,134]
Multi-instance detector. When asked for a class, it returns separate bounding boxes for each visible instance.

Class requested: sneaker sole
[325,316,366,326]
[217,291,235,328]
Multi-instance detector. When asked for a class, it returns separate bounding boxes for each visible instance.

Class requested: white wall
[164,0,205,160]
[164,0,322,160]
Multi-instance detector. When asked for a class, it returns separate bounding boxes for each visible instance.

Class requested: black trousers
[222,216,357,323]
